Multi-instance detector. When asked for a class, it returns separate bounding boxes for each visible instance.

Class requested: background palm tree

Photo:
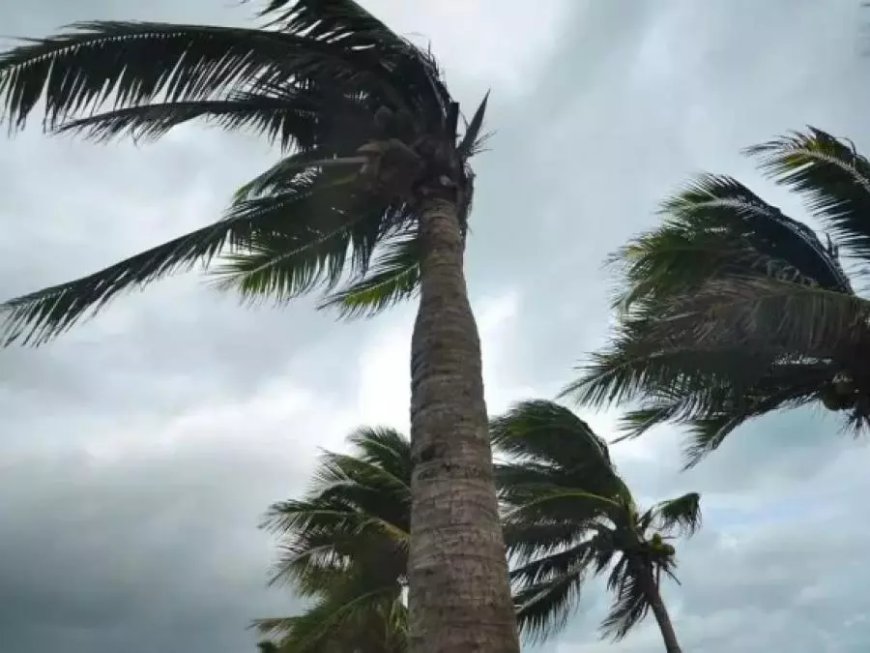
[0,2,518,650]
[257,426,410,652]
[492,400,701,653]
[567,127,870,465]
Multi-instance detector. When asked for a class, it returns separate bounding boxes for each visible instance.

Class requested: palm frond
[0,171,366,345]
[319,234,421,318]
[501,520,585,562]
[211,179,387,303]
[490,400,615,480]
[0,19,423,132]
[513,571,584,643]
[748,127,870,260]
[655,276,870,356]
[254,617,297,638]
[256,0,450,122]
[457,91,490,157]
[347,426,411,469]
[682,386,811,466]
[572,273,868,416]
[616,360,825,435]
[566,336,771,410]
[54,94,318,148]
[257,584,402,653]
[509,542,592,586]
[648,493,702,536]
[600,562,649,641]
[616,173,851,312]
[212,226,354,302]
[234,151,366,202]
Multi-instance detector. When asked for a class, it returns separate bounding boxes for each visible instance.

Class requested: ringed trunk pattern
[407,195,520,653]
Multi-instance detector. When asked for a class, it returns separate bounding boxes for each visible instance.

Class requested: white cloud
[363,0,572,93]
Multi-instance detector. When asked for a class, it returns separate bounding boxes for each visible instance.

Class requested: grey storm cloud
[2,1,870,652]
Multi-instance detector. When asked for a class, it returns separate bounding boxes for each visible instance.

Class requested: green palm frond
[1,166,380,345]
[54,92,321,148]
[346,426,411,473]
[0,173,326,345]
[655,277,870,356]
[490,401,618,492]
[503,489,622,525]
[679,379,823,465]
[617,357,831,467]
[255,617,298,638]
[512,571,584,643]
[600,562,648,641]
[211,172,396,303]
[212,226,355,303]
[648,493,702,536]
[457,92,490,157]
[319,235,421,318]
[567,338,771,409]
[234,149,372,202]
[616,173,851,313]
[0,19,424,131]
[509,541,592,586]
[501,521,585,562]
[255,583,403,653]
[255,0,450,119]
[748,127,870,260]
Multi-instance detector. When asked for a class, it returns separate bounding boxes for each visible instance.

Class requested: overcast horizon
[2,1,870,652]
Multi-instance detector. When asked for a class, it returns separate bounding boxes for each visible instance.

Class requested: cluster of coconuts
[819,372,862,412]
[644,533,675,559]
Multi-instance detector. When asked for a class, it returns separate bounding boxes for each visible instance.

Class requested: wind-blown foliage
[492,400,700,647]
[259,409,699,651]
[568,128,870,465]
[257,426,411,652]
[0,0,490,345]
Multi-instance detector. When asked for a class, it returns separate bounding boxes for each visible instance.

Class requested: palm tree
[256,426,410,652]
[567,128,870,465]
[0,3,518,650]
[491,400,701,653]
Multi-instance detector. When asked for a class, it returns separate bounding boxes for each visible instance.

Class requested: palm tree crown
[492,400,700,649]
[257,426,411,652]
[567,128,870,464]
[0,0,488,344]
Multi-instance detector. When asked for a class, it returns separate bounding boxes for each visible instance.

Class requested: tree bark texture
[407,196,520,653]
[638,564,682,653]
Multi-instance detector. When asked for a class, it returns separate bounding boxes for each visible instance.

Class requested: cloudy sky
[2,0,870,651]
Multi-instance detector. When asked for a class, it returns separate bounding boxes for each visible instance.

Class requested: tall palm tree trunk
[408,195,520,653]
[638,564,682,653]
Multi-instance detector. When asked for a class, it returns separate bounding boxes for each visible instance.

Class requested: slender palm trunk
[638,564,682,653]
[407,195,520,653]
